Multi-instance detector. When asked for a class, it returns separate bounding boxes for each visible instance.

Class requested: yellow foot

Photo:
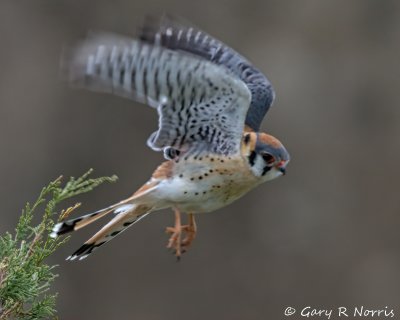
[165,210,197,260]
[181,214,197,250]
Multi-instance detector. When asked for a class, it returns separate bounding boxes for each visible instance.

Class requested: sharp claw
[165,212,197,260]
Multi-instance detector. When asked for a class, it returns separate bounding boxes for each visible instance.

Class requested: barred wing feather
[65,33,251,156]
[138,15,275,131]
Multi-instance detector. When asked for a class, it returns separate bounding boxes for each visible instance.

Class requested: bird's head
[241,131,290,181]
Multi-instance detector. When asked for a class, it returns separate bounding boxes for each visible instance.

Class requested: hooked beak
[276,160,287,175]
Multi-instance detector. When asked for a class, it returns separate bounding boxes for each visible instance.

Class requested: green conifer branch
[0,169,117,319]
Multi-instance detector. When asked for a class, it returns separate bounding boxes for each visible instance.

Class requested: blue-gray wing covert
[138,15,275,131]
[65,33,251,156]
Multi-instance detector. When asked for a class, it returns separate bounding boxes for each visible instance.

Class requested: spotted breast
[150,153,258,213]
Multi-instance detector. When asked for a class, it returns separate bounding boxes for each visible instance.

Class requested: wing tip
[60,32,135,91]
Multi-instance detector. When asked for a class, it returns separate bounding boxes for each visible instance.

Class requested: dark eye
[261,152,275,165]
[163,147,180,160]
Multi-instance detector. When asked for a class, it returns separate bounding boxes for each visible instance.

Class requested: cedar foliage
[0,169,117,319]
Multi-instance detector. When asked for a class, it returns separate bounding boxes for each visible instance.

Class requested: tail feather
[51,181,158,239]
[66,204,152,261]
[50,204,118,238]
[52,181,159,261]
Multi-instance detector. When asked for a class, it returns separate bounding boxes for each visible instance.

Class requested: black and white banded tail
[50,203,119,238]
[51,201,152,261]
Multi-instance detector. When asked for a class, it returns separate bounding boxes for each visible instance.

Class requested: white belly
[153,161,257,213]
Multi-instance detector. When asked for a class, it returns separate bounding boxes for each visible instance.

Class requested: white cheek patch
[250,153,266,177]
[255,154,265,174]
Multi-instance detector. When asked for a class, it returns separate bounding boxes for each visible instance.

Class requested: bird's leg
[165,208,183,258]
[181,213,197,251]
[165,211,197,259]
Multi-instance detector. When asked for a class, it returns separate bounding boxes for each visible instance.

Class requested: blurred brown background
[1,0,400,319]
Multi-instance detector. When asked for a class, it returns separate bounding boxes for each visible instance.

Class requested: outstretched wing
[138,15,275,131]
[65,33,251,156]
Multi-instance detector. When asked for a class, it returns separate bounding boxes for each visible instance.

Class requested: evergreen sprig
[0,169,117,319]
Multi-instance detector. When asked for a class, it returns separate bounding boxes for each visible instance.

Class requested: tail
[51,202,153,261]
[50,203,120,238]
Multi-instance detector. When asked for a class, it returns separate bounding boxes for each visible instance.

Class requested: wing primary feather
[138,15,275,131]
[64,30,251,156]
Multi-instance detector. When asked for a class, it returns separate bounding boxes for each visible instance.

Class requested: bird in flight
[51,15,290,260]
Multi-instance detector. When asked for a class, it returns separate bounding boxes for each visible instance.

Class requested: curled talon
[165,210,197,259]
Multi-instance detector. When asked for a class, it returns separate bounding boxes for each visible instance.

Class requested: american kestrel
[51,15,290,260]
